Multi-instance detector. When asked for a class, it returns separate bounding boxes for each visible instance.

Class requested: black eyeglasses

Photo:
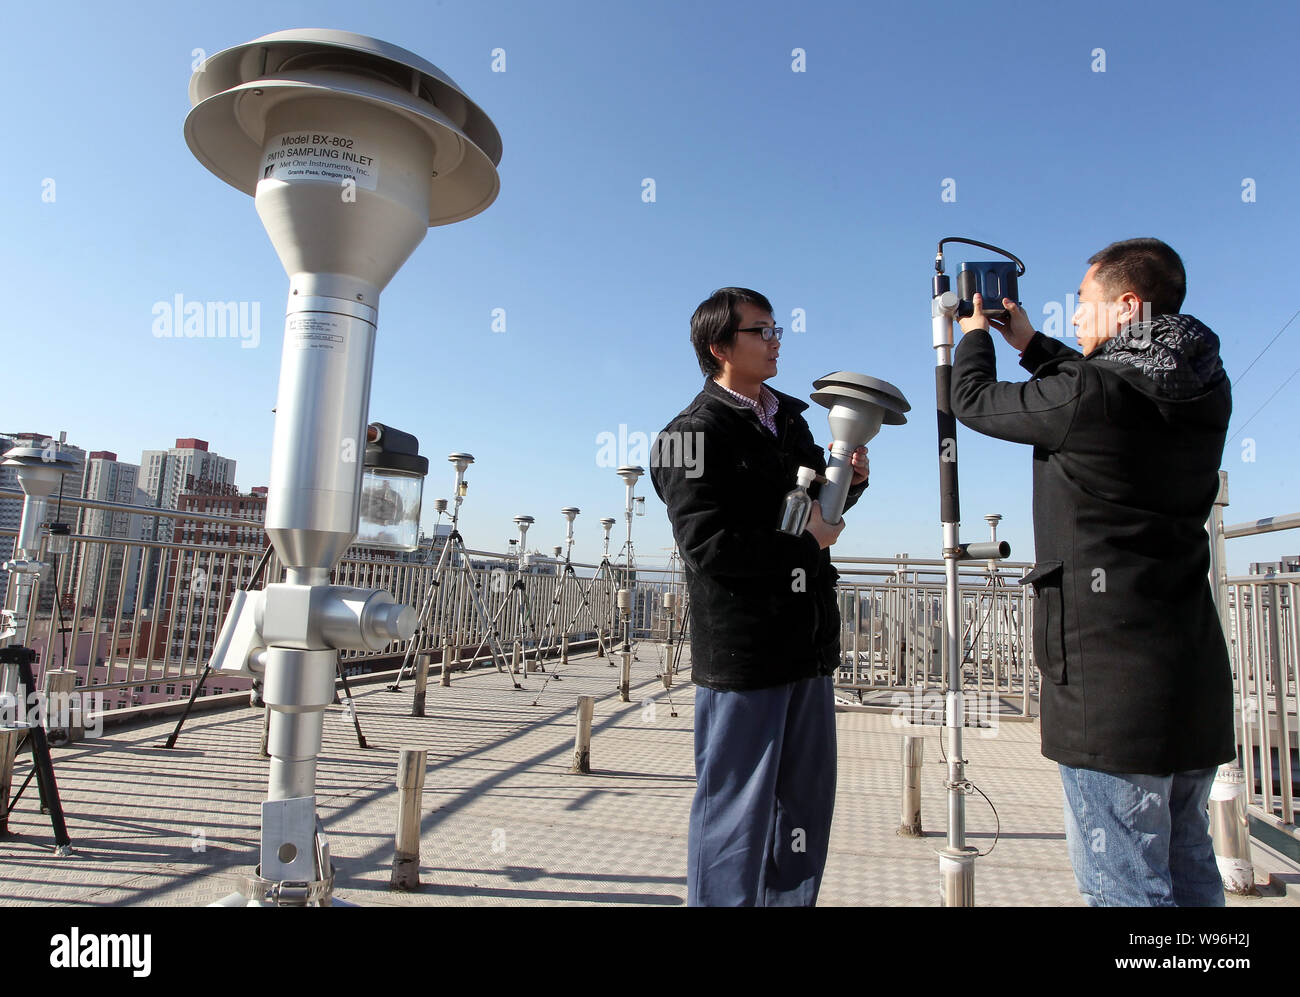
[736,326,783,342]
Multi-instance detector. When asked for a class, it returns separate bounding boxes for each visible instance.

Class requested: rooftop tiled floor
[0,649,1294,907]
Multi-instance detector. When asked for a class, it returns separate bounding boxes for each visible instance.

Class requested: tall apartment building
[137,438,237,608]
[72,451,148,616]
[0,434,18,599]
[161,483,268,690]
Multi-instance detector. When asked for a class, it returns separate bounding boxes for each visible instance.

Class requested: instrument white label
[260,132,379,190]
[286,314,345,353]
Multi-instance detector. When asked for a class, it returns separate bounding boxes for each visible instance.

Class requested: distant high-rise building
[73,451,145,616]
[0,433,19,597]
[1249,556,1300,576]
[137,438,237,608]
[161,483,267,684]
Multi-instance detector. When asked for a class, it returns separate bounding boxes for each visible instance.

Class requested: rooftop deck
[2,650,1296,907]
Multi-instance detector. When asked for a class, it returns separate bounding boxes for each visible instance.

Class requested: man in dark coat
[650,286,868,906]
[950,238,1235,906]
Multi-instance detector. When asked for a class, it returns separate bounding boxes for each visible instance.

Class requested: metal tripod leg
[335,660,366,749]
[558,566,614,661]
[660,597,688,685]
[468,577,516,671]
[390,534,458,690]
[582,559,621,665]
[165,544,275,748]
[526,566,612,706]
[162,661,212,749]
[1,649,71,853]
[512,578,546,675]
[671,602,690,679]
[530,563,572,669]
[457,554,519,686]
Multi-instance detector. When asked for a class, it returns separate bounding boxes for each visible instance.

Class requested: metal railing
[832,556,1036,716]
[2,514,689,702]
[12,471,1300,842]
[1211,472,1300,830]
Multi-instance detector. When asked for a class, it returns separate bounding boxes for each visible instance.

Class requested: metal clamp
[239,864,336,905]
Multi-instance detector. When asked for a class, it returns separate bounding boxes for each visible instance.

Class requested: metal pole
[899,735,924,837]
[0,726,21,835]
[571,695,594,773]
[412,653,429,717]
[932,278,977,904]
[259,704,271,759]
[1205,470,1255,892]
[390,747,426,890]
[41,669,78,744]
[618,589,632,703]
[1208,763,1255,894]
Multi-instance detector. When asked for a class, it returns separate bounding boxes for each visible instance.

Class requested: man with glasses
[651,287,868,906]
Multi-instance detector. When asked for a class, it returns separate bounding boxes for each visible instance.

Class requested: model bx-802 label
[260,132,379,191]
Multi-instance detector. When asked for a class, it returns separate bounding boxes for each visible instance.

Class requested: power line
[1227,360,1300,444]
[1234,306,1300,386]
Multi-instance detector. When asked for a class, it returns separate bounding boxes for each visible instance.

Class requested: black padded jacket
[650,379,866,691]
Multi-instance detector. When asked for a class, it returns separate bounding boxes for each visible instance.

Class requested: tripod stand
[956,515,1024,699]
[0,647,72,852]
[591,517,619,660]
[467,516,544,681]
[613,466,645,701]
[651,547,685,683]
[389,453,517,691]
[527,509,619,704]
[0,443,78,853]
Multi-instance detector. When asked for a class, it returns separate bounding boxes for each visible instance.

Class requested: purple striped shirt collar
[714,380,779,435]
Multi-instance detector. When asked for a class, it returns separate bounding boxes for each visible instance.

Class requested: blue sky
[3,0,1297,572]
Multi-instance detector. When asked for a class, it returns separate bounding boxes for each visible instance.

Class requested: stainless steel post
[390,748,426,890]
[932,281,977,904]
[261,280,381,809]
[1208,763,1254,894]
[1206,471,1255,892]
[618,588,632,703]
[899,734,924,837]
[571,695,594,773]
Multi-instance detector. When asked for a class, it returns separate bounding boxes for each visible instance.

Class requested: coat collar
[701,378,809,416]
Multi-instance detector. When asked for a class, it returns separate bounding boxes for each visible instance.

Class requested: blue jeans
[688,676,837,906]
[1059,764,1224,907]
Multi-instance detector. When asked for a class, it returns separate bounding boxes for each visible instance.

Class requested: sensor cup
[560,507,580,554]
[809,373,910,525]
[513,515,535,569]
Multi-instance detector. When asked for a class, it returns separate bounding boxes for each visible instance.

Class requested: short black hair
[1087,238,1186,316]
[689,287,774,378]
